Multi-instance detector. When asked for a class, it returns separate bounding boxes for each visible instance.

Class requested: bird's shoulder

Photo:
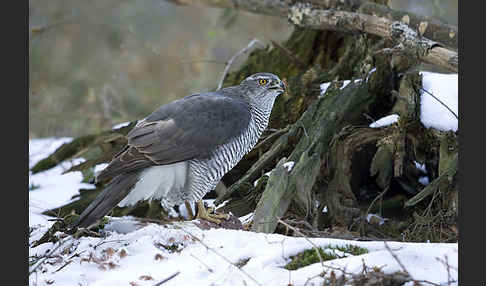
[144,89,250,123]
[125,89,251,160]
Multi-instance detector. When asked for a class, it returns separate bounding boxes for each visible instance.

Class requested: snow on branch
[166,0,458,73]
[287,3,457,73]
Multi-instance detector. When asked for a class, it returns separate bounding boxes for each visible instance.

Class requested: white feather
[118,162,188,207]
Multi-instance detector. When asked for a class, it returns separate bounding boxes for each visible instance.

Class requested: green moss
[155,242,183,253]
[334,244,369,256]
[285,244,368,270]
[81,167,95,183]
[285,248,337,270]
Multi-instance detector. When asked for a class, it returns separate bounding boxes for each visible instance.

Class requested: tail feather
[72,171,140,228]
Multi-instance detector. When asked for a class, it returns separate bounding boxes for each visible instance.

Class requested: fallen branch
[287,4,457,73]
[153,271,180,286]
[405,154,457,207]
[166,0,458,72]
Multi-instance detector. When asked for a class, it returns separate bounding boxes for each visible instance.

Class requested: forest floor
[29,137,458,286]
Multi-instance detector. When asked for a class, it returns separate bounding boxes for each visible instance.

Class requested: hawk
[73,73,286,228]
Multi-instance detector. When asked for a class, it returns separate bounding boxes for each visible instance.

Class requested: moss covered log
[31,121,138,174]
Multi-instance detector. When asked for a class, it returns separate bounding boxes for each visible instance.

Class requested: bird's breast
[186,115,267,201]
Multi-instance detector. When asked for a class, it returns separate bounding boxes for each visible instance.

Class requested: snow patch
[419,176,430,186]
[369,114,399,128]
[29,220,458,286]
[320,82,331,95]
[340,80,351,90]
[420,71,458,132]
[112,121,131,129]
[29,138,95,227]
[29,138,458,286]
[283,161,295,172]
[414,161,427,174]
[94,163,109,174]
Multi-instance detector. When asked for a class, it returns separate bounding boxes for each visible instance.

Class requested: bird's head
[240,73,286,101]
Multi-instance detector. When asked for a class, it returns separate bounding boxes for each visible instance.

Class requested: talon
[196,200,230,224]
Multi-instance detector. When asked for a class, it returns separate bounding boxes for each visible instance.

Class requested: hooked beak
[269,80,286,95]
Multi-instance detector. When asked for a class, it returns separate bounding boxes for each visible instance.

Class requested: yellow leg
[195,200,230,224]
[184,201,195,220]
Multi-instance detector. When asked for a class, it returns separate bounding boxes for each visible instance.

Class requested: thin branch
[217,38,264,90]
[277,219,324,267]
[364,186,389,218]
[383,241,408,274]
[153,271,180,286]
[179,59,226,65]
[29,237,72,275]
[270,40,307,70]
[175,226,264,286]
[420,87,458,120]
[190,253,214,273]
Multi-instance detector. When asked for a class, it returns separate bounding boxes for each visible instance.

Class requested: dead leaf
[103,247,116,259]
[154,254,165,261]
[139,275,154,281]
[118,249,127,258]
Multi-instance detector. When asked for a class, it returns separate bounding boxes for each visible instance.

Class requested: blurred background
[29,0,457,138]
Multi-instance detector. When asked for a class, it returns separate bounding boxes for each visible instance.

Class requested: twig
[420,87,458,120]
[303,273,326,286]
[179,59,225,65]
[355,186,389,234]
[277,219,324,267]
[29,237,72,275]
[153,271,180,286]
[217,38,264,90]
[383,241,408,274]
[190,253,214,273]
[382,242,443,286]
[93,239,127,249]
[270,40,307,70]
[175,226,264,286]
[436,255,457,286]
[54,260,72,273]
[365,186,389,218]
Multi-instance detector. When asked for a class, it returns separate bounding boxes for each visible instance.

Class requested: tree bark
[166,0,458,73]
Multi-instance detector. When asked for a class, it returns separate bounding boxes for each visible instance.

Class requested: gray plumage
[73,73,286,228]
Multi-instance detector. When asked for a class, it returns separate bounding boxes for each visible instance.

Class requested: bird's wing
[96,93,250,182]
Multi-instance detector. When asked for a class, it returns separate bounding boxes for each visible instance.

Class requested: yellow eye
[258,79,268,85]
